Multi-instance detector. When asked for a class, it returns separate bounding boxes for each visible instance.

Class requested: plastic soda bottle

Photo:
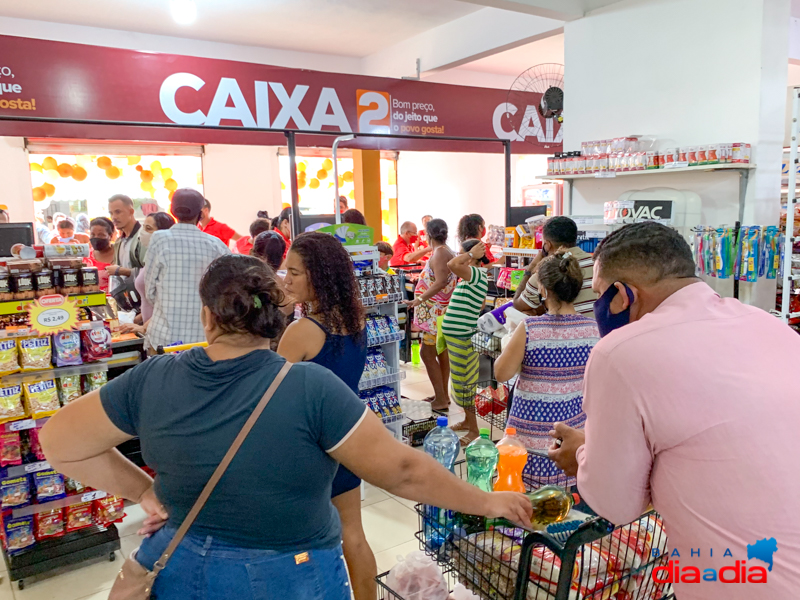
[465,428,499,493]
[422,416,460,553]
[528,486,580,527]
[494,427,527,493]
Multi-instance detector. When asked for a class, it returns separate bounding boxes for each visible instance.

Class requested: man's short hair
[249,218,272,239]
[57,219,74,230]
[542,216,578,247]
[376,241,393,256]
[108,194,133,208]
[400,221,416,234]
[594,221,696,285]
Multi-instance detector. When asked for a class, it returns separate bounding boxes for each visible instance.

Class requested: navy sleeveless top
[306,318,367,394]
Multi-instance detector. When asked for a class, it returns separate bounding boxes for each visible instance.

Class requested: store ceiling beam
[361,7,563,79]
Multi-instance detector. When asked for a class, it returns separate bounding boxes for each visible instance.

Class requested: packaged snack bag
[65,501,93,532]
[23,379,60,418]
[34,469,66,502]
[0,432,22,467]
[0,339,19,377]
[18,336,52,371]
[80,324,112,362]
[0,384,26,424]
[4,515,35,554]
[27,428,45,461]
[52,331,82,367]
[35,509,65,540]
[83,371,107,393]
[65,478,85,495]
[1,475,30,508]
[94,495,125,526]
[57,375,82,404]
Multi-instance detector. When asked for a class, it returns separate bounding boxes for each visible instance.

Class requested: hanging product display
[694,225,781,282]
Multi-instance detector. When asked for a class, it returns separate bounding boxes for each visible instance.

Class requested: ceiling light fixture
[170,0,197,25]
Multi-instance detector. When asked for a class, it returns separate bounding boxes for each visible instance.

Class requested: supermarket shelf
[360,293,403,306]
[102,350,141,369]
[0,292,106,317]
[539,163,756,181]
[367,331,405,347]
[358,368,406,391]
[500,248,539,257]
[0,320,106,340]
[1,417,49,433]
[7,460,51,477]
[1,362,107,385]
[12,490,109,518]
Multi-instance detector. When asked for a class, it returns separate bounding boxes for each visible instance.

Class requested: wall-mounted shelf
[539,163,756,182]
[500,248,539,257]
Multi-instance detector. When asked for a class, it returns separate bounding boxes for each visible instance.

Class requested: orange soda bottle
[493,427,527,493]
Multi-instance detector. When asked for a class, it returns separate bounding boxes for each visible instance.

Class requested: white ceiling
[0,0,482,57]
[458,32,564,76]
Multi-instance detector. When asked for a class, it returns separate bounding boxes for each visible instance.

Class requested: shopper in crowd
[40,254,530,600]
[513,216,596,317]
[548,222,800,600]
[457,214,497,265]
[51,218,80,244]
[495,251,599,484]
[277,232,374,600]
[107,194,146,305]
[145,189,229,351]
[376,241,394,271]
[272,207,292,260]
[390,221,432,266]
[200,199,241,247]
[441,239,490,444]
[35,216,52,244]
[339,195,348,214]
[85,217,116,292]
[406,219,456,411]
[251,230,294,319]
[343,208,367,225]
[234,218,272,255]
[75,213,90,238]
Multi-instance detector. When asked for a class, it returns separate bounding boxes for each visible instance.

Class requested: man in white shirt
[145,189,229,350]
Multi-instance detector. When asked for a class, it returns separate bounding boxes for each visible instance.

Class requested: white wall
[0,137,35,224]
[397,152,506,246]
[201,145,282,238]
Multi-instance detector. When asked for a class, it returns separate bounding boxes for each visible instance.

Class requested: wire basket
[472,332,503,359]
[415,461,673,600]
[377,567,460,600]
[473,380,510,442]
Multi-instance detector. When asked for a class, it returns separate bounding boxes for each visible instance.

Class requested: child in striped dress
[442,239,489,445]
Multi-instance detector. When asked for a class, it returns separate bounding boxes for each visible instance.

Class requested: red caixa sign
[0,35,561,153]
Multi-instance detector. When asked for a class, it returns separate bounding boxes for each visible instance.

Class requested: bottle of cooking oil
[528,486,580,527]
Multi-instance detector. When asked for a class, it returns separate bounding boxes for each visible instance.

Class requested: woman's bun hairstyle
[199,255,285,339]
[537,251,583,304]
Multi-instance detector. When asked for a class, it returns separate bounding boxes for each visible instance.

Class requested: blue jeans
[135,526,352,600]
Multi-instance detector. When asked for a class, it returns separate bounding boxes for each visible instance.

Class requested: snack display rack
[781,86,800,326]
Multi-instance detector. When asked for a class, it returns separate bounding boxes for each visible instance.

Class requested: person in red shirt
[199,199,241,247]
[235,218,272,255]
[389,221,432,267]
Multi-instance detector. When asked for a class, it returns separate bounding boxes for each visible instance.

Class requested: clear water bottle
[465,428,499,493]
[422,416,460,553]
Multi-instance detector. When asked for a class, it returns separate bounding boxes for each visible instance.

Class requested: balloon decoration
[161,167,173,180]
[44,169,60,184]
[150,161,162,175]
[71,166,87,181]
[75,155,92,168]
[32,187,46,202]
[140,170,154,182]
[127,156,141,165]
[348,190,355,200]
[297,162,307,172]
[42,157,57,171]
[164,178,178,191]
[317,169,328,180]
[96,156,112,169]
[56,163,73,178]
[337,176,344,187]
[106,166,121,180]
[30,163,42,173]
[135,165,143,172]
[342,171,353,183]
[42,183,55,197]
[281,182,286,190]
[322,158,333,171]
[141,181,155,193]
[309,179,320,189]
[30,171,45,188]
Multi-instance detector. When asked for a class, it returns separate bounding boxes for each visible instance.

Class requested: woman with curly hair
[276,232,374,600]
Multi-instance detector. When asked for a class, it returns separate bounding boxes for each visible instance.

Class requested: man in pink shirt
[550,222,800,600]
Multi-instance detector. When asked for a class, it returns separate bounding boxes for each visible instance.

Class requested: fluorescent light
[170,0,197,25]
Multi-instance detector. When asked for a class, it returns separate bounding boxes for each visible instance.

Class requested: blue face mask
[593,282,635,337]
[58,236,73,243]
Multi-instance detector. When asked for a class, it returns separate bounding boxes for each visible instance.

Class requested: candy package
[4,516,35,554]
[28,428,45,461]
[83,370,107,393]
[1,475,30,508]
[0,432,22,467]
[0,339,19,377]
[65,501,93,532]
[52,331,82,367]
[18,336,52,371]
[57,375,82,404]
[94,495,125,527]
[34,469,66,502]
[23,379,61,419]
[65,478,85,495]
[35,509,65,540]
[0,384,26,424]
[80,324,112,363]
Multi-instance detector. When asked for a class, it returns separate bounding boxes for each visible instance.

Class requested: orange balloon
[168,190,175,201]
[42,183,55,197]
[42,157,57,170]
[297,179,306,189]
[309,179,320,189]
[30,163,42,173]
[348,190,355,200]
[57,163,73,178]
[96,156,112,169]
[140,170,154,182]
[135,165,143,172]
[127,155,141,165]
[106,166,121,180]
[282,202,291,209]
[32,187,46,202]
[343,171,353,183]
[71,166,87,181]
[317,169,328,180]
[322,158,333,171]
[337,177,344,187]
[164,178,178,191]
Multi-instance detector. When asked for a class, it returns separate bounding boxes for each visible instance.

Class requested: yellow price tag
[25,295,80,336]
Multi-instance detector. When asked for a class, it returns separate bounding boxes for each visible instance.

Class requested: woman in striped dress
[441,239,489,445]
[494,251,599,484]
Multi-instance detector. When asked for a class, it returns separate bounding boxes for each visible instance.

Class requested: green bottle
[465,428,499,493]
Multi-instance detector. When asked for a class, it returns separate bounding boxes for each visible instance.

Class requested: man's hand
[548,422,585,477]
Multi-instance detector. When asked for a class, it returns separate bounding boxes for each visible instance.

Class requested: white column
[0,137,36,224]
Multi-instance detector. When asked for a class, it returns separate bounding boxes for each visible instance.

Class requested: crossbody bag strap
[151,360,294,574]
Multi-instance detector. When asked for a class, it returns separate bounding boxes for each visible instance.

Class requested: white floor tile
[361,482,390,508]
[361,499,419,554]
[401,381,435,401]
[390,494,419,513]
[373,539,423,574]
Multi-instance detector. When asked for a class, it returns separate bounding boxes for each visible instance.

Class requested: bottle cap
[572,493,581,505]
[505,427,517,436]
[436,416,449,427]
[479,428,490,437]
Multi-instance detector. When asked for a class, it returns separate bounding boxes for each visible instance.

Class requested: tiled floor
[3,361,457,599]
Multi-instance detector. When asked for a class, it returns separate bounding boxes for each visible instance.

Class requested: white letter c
[160,73,206,125]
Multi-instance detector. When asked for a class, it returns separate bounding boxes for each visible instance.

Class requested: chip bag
[27,427,45,461]
[35,509,65,541]
[1,475,30,508]
[34,469,66,502]
[83,370,107,393]
[4,515,35,554]
[94,495,125,527]
[65,501,93,532]
[80,324,112,363]
[18,336,52,371]
[23,379,61,418]
[0,339,19,376]
[52,331,82,367]
[0,384,26,424]
[57,375,82,405]
[0,432,22,467]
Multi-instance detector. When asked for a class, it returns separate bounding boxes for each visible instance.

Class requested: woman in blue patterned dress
[494,251,599,485]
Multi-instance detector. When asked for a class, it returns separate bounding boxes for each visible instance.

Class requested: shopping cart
[472,379,510,442]
[155,341,208,354]
[411,461,673,600]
